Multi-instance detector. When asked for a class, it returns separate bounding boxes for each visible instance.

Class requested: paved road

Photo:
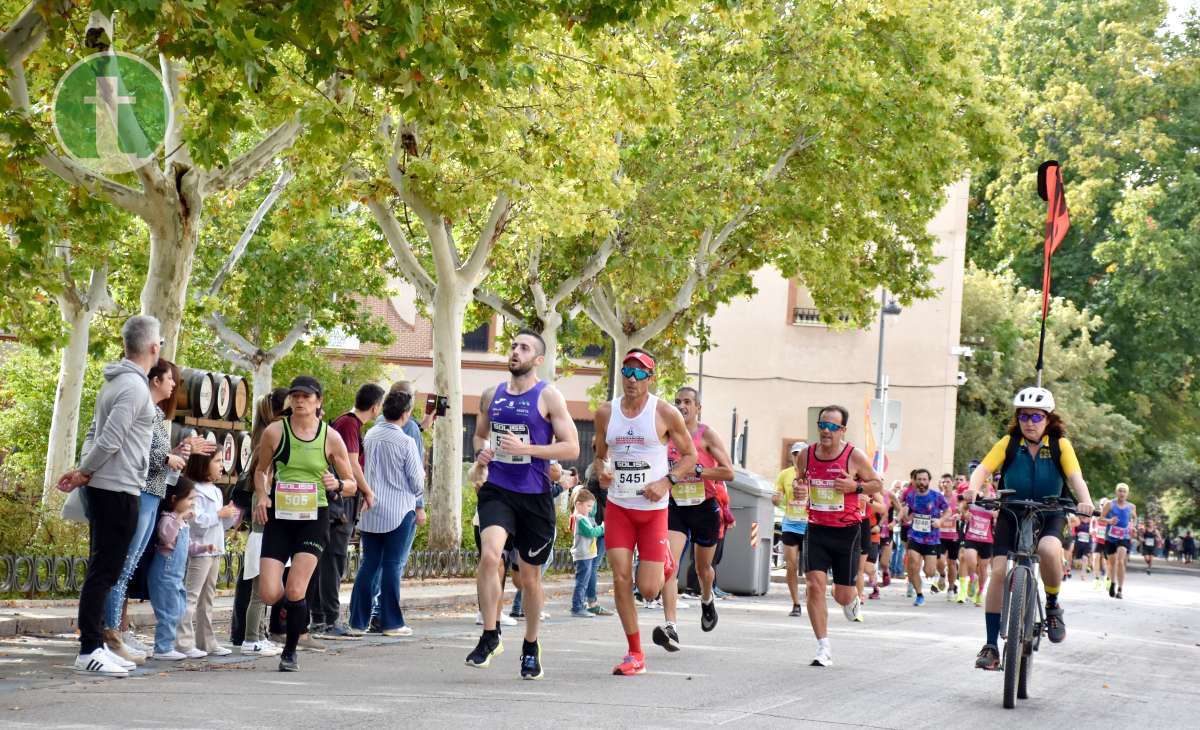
[3,563,1199,728]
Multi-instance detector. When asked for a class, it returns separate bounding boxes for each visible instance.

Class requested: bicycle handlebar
[974,493,1099,518]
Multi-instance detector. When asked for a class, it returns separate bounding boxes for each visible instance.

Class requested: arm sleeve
[157,515,179,553]
[1058,438,1082,477]
[401,435,426,501]
[191,487,220,529]
[77,387,142,475]
[578,516,605,538]
[979,436,1010,474]
[189,541,210,556]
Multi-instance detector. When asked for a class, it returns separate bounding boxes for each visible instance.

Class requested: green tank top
[273,418,330,508]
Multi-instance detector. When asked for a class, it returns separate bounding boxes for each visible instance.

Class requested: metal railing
[0,548,598,596]
[792,307,850,326]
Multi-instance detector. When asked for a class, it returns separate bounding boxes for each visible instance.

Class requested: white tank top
[605,394,670,511]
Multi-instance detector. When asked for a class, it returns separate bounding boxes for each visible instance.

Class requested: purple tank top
[486,380,554,494]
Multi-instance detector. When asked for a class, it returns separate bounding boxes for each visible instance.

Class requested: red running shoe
[868,586,880,600]
[881,572,891,588]
[613,652,646,676]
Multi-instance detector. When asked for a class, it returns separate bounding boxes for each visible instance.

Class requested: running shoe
[241,640,282,657]
[914,594,925,607]
[929,582,941,595]
[1093,577,1102,591]
[207,645,233,656]
[121,631,151,657]
[947,586,956,602]
[974,644,1000,671]
[881,572,892,588]
[297,634,326,652]
[571,609,594,618]
[465,633,503,668]
[74,648,129,676]
[1116,589,1123,599]
[868,586,880,600]
[652,624,680,652]
[278,653,298,672]
[700,599,719,632]
[320,623,363,640]
[520,640,544,680]
[906,583,914,598]
[789,604,803,617]
[510,608,526,619]
[956,588,966,605]
[712,587,730,599]
[103,630,143,666]
[810,644,833,667]
[587,604,614,616]
[973,595,983,607]
[842,596,862,623]
[151,650,186,661]
[182,647,207,659]
[1109,580,1116,598]
[1045,605,1066,643]
[382,626,414,637]
[612,652,646,676]
[499,613,519,627]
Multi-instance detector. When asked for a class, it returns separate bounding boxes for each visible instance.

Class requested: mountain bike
[975,492,1094,709]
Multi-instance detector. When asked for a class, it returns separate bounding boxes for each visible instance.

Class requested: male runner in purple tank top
[466,330,579,679]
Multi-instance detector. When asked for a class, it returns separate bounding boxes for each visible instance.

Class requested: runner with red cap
[593,349,697,676]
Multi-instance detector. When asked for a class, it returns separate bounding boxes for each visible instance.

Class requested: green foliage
[1145,436,1200,528]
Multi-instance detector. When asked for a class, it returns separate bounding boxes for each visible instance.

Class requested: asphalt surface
[3,562,1199,729]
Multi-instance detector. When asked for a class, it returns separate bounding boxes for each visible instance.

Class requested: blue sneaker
[914,594,925,607]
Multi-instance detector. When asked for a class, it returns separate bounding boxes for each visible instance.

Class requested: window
[787,280,849,327]
[806,406,823,444]
[462,322,490,352]
[323,327,360,350]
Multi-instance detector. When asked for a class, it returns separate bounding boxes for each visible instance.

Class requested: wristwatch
[694,464,704,478]
[334,477,345,495]
[666,473,680,486]
[855,484,864,495]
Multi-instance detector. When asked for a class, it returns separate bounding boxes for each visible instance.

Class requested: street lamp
[874,291,902,400]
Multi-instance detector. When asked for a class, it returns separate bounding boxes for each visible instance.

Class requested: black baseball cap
[288,375,323,397]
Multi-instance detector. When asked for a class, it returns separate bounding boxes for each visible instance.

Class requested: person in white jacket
[176,452,238,658]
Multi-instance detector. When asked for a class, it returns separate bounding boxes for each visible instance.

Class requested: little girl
[149,479,213,660]
[176,452,238,658]
[570,488,604,618]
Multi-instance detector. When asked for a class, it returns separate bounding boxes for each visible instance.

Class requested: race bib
[1077,532,1091,544]
[611,459,651,500]
[490,422,531,465]
[785,499,808,521]
[913,514,933,534]
[1108,525,1127,540]
[810,479,843,512]
[1145,537,1156,547]
[274,482,318,521]
[671,477,705,507]
[1096,525,1107,539]
[966,513,991,540]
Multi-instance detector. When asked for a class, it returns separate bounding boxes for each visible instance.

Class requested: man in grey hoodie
[57,315,161,675]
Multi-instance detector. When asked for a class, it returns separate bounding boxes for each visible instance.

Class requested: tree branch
[529,238,549,316]
[208,312,260,358]
[208,167,294,298]
[0,0,71,67]
[364,198,437,302]
[472,286,527,326]
[84,264,116,313]
[267,317,309,360]
[203,117,302,194]
[548,230,618,309]
[463,192,512,282]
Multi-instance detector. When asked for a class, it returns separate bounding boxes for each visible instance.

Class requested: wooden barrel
[229,376,249,421]
[219,430,238,475]
[169,423,196,450]
[239,432,253,474]
[214,373,234,420]
[178,368,216,418]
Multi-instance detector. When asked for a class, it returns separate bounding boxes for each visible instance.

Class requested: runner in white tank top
[604,393,670,510]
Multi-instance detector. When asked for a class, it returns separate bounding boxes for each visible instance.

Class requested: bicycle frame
[998,504,1045,646]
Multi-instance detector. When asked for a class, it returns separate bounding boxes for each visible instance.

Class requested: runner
[773,442,809,616]
[900,469,950,607]
[1140,521,1159,575]
[654,386,735,652]
[1071,509,1092,581]
[936,473,961,601]
[861,494,885,601]
[466,330,580,679]
[791,405,883,667]
[254,376,359,672]
[967,387,1094,671]
[593,349,696,676]
[1092,501,1109,590]
[1102,483,1137,598]
[959,481,997,607]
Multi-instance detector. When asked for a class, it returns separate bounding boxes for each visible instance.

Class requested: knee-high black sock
[284,598,308,656]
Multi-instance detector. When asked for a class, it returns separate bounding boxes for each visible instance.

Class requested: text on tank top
[805,443,859,528]
[606,394,670,511]
[667,424,719,506]
[487,380,554,495]
[273,418,329,518]
[965,503,995,543]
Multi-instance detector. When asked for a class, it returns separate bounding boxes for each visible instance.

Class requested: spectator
[176,451,237,658]
[570,488,604,618]
[57,315,161,676]
[1183,531,1195,564]
[229,388,287,656]
[148,478,211,660]
[102,358,206,665]
[311,383,383,639]
[583,458,614,616]
[349,386,425,636]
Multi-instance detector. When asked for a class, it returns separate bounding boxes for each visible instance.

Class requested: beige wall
[683,179,970,483]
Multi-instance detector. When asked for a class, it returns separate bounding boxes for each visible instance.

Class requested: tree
[954,264,1136,477]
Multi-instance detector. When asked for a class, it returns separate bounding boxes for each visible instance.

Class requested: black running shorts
[262,507,329,562]
[963,539,994,560]
[1104,538,1131,557]
[477,483,556,566]
[780,531,805,548]
[940,538,961,561]
[803,523,861,587]
[668,498,721,547]
[907,539,940,558]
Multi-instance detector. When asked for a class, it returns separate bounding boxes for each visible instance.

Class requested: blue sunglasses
[817,420,844,432]
[621,366,652,381]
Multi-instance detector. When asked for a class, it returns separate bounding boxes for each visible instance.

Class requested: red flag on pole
[1038,160,1070,320]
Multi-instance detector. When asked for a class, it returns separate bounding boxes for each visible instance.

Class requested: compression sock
[1045,585,1060,609]
[626,631,642,655]
[284,598,308,655]
[985,612,1001,646]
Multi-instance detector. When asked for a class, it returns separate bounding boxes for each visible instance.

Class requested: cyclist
[966,387,1094,671]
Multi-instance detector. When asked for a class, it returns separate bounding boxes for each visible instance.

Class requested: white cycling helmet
[1013,386,1055,413]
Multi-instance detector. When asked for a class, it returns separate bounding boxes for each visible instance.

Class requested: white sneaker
[475,612,484,625]
[677,598,690,610]
[498,614,518,627]
[74,648,129,676]
[121,631,151,656]
[539,611,550,620]
[242,641,282,657]
[101,645,136,670]
[842,597,862,623]
[152,650,187,661]
[811,644,834,667]
[207,645,232,656]
[382,626,414,637]
[181,647,208,659]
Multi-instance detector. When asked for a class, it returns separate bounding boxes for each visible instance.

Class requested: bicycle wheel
[1017,578,1039,699]
[1002,569,1028,709]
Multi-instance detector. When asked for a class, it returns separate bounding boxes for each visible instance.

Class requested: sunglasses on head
[1018,413,1046,424]
[621,366,652,381]
[817,420,844,432]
